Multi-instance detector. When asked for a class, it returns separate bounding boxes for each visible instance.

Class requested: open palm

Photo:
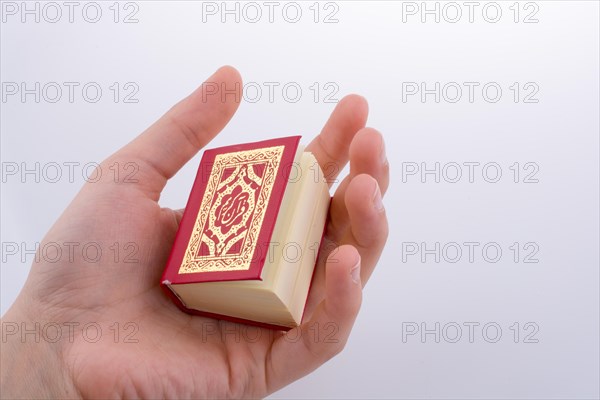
[1,66,389,399]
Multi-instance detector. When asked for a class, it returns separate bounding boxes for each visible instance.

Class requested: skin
[0,66,389,399]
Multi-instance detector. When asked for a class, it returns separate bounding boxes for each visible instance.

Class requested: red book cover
[161,136,303,329]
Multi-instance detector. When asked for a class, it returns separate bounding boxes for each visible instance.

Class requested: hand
[0,66,389,399]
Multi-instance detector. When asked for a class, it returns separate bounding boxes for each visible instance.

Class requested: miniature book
[161,136,330,329]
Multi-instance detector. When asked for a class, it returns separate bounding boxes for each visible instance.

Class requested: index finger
[305,94,368,187]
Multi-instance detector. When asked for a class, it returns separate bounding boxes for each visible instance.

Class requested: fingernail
[373,182,384,212]
[351,256,361,284]
[379,134,387,164]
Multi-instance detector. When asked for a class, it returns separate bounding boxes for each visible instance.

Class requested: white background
[1,1,599,398]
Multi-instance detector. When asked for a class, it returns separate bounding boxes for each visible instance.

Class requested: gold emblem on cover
[178,145,285,274]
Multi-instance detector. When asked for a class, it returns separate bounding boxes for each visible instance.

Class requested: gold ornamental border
[178,145,285,274]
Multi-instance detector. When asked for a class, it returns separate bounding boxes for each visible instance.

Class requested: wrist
[1,304,80,399]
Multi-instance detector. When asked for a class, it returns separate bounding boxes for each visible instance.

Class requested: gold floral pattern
[178,145,285,274]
